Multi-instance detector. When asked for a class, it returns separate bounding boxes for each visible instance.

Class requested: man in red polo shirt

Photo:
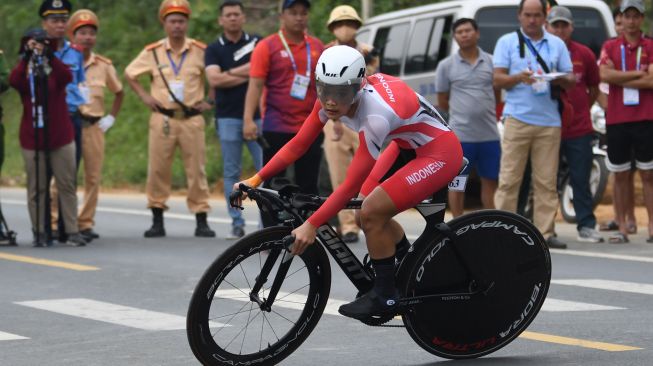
[546,6,603,243]
[243,0,324,198]
[599,0,653,244]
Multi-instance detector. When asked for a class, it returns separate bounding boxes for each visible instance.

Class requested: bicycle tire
[187,226,332,365]
[399,210,550,359]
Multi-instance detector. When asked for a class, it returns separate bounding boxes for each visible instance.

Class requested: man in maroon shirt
[9,30,86,247]
[546,6,603,243]
[599,0,653,244]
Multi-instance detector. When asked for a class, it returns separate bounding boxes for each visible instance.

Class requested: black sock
[371,256,396,299]
[395,235,410,260]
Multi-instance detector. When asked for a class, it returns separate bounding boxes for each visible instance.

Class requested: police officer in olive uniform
[125,0,215,238]
[68,9,125,241]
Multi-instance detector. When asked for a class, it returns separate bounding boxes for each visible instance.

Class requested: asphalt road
[0,188,652,366]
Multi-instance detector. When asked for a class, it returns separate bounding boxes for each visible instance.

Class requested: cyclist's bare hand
[290,222,317,255]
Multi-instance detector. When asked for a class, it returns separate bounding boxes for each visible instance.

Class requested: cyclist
[234,45,463,320]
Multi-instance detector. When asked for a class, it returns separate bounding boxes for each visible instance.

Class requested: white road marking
[541,298,624,312]
[1,199,259,226]
[552,279,653,295]
[216,289,349,317]
[0,331,29,341]
[15,298,227,331]
[548,249,653,264]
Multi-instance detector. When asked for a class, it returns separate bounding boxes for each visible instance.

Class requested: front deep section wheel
[399,210,550,359]
[187,226,332,365]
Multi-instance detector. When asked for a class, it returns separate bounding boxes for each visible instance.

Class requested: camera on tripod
[19,29,53,59]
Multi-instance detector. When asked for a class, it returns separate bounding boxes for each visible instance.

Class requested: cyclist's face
[317,83,358,118]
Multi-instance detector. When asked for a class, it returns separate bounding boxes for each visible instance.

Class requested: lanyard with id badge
[524,38,549,96]
[621,45,641,106]
[167,50,187,102]
[278,31,311,100]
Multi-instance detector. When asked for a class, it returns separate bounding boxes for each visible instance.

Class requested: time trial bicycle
[187,176,551,365]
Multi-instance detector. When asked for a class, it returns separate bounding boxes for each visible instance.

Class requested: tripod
[0,115,17,246]
[29,52,53,246]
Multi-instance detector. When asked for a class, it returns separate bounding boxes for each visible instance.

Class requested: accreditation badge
[290,74,310,100]
[531,80,549,96]
[623,87,640,106]
[169,80,185,102]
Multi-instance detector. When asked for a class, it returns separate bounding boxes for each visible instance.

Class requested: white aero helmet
[315,45,367,105]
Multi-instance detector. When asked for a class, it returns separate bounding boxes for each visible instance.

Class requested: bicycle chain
[361,314,404,327]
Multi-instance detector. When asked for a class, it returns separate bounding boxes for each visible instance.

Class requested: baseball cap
[547,6,573,24]
[621,0,645,14]
[281,0,310,11]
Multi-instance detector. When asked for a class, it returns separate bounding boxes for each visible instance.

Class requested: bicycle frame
[237,183,488,313]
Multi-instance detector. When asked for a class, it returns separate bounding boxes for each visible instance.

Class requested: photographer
[9,30,86,247]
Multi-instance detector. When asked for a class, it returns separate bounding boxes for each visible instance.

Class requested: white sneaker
[577,227,604,243]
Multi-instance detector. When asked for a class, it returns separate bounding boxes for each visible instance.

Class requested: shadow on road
[412,355,560,366]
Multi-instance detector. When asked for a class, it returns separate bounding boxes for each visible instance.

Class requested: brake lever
[281,235,296,263]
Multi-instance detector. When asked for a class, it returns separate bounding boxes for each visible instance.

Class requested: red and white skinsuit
[255,73,463,228]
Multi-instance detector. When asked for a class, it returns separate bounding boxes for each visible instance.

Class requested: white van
[357,0,616,102]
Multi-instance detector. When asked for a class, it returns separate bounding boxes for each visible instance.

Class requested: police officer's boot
[194,212,216,238]
[144,208,166,238]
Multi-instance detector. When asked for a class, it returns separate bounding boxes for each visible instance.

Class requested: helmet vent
[339,66,349,77]
[322,62,326,75]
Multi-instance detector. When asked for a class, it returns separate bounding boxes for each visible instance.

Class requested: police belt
[156,107,201,119]
[80,114,102,124]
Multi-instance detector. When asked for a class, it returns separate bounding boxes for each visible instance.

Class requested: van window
[405,16,454,75]
[357,29,371,45]
[475,6,608,57]
[373,22,410,76]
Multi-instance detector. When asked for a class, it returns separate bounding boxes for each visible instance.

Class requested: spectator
[205,0,262,239]
[599,0,653,244]
[492,0,575,249]
[68,9,125,241]
[10,29,86,247]
[598,7,638,235]
[546,6,604,243]
[322,4,375,243]
[435,18,501,217]
[243,0,324,197]
[125,0,215,238]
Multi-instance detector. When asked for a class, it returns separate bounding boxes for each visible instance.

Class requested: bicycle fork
[249,236,296,312]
